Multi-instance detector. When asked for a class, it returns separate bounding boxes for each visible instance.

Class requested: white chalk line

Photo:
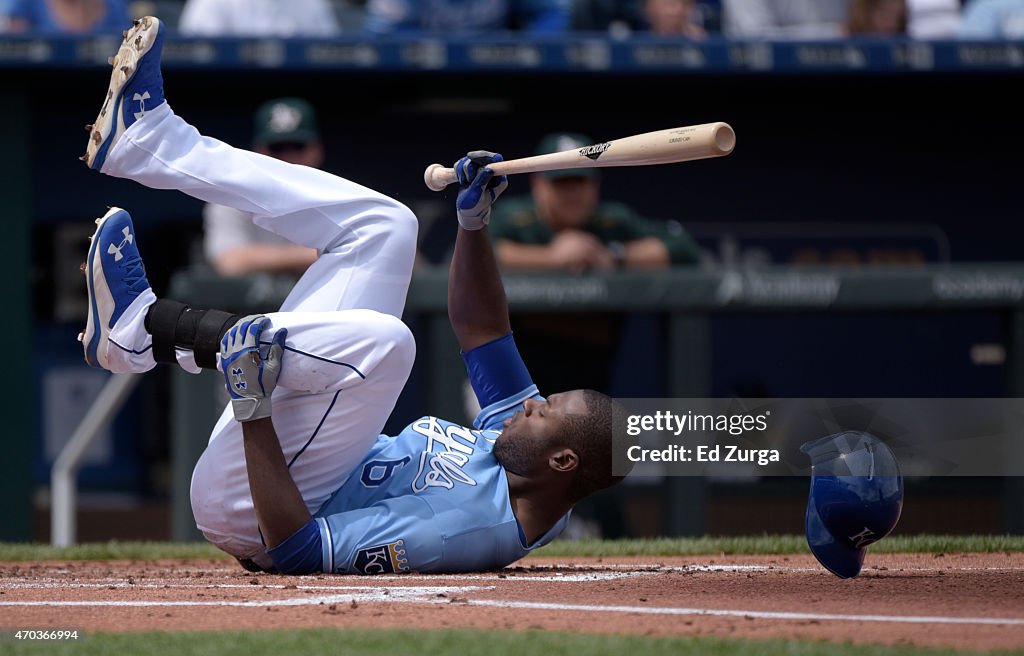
[458,599,1024,626]
[0,567,761,590]
[1,584,1022,627]
[4,563,1023,590]
[0,582,497,591]
[0,573,648,589]
[5,563,1021,587]
[0,586,482,607]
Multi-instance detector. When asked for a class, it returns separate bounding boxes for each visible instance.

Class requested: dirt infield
[1,553,1022,650]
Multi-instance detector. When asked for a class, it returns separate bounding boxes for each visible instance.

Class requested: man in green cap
[486,130,701,393]
[485,132,702,538]
[202,97,325,278]
[488,131,700,275]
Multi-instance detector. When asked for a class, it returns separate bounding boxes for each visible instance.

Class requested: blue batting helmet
[800,431,904,579]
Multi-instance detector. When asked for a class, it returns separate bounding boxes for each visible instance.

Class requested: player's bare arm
[219,315,311,550]
[447,151,511,351]
[241,418,312,547]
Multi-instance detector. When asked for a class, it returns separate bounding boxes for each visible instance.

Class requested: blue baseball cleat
[80,207,152,369]
[83,16,165,171]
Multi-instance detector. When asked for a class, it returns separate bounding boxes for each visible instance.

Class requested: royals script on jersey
[312,386,569,574]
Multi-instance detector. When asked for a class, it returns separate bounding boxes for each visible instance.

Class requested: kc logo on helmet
[848,527,877,549]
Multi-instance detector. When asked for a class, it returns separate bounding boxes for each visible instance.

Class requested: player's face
[493,391,589,476]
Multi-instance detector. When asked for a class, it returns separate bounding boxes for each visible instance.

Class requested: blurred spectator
[721,0,848,39]
[0,0,14,31]
[363,0,568,34]
[489,132,701,274]
[958,0,1024,38]
[178,0,341,36]
[845,0,907,35]
[202,98,320,278]
[644,0,707,35]
[570,0,646,34]
[489,133,700,539]
[906,0,961,38]
[571,0,707,37]
[2,0,129,34]
[486,131,699,394]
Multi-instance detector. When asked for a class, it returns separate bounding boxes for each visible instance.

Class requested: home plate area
[1,553,1022,650]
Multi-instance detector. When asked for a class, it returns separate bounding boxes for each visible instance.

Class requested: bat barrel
[711,122,736,155]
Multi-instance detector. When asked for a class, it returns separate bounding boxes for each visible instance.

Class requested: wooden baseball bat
[423,122,735,191]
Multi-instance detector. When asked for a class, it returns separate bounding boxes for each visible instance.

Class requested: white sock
[175,348,202,374]
[106,289,202,375]
[106,289,157,374]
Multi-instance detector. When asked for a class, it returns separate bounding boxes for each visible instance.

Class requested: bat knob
[423,163,452,192]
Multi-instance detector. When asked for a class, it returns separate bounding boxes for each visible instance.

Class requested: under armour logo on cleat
[107,226,134,261]
[133,91,151,120]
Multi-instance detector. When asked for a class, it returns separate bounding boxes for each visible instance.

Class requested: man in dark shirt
[487,132,700,275]
[485,132,701,538]
[486,131,701,392]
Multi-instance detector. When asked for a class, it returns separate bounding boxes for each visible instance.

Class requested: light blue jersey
[313,384,569,574]
[259,332,567,575]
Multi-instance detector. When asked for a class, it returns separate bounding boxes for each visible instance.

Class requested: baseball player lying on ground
[79,17,627,574]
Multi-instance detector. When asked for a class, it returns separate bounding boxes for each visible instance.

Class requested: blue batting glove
[220,314,287,422]
[455,150,509,231]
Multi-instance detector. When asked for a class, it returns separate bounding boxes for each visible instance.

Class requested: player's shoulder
[474,386,544,432]
[403,415,499,440]
[406,415,471,429]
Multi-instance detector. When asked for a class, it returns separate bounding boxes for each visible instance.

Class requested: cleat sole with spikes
[83,16,163,171]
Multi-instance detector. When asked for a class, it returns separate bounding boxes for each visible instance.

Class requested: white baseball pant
[100,103,419,566]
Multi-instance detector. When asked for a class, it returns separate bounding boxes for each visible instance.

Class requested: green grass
[532,534,1024,557]
[0,534,1021,562]
[0,540,229,562]
[2,629,1020,656]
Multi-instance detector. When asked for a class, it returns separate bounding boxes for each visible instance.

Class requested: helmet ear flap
[801,431,904,578]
